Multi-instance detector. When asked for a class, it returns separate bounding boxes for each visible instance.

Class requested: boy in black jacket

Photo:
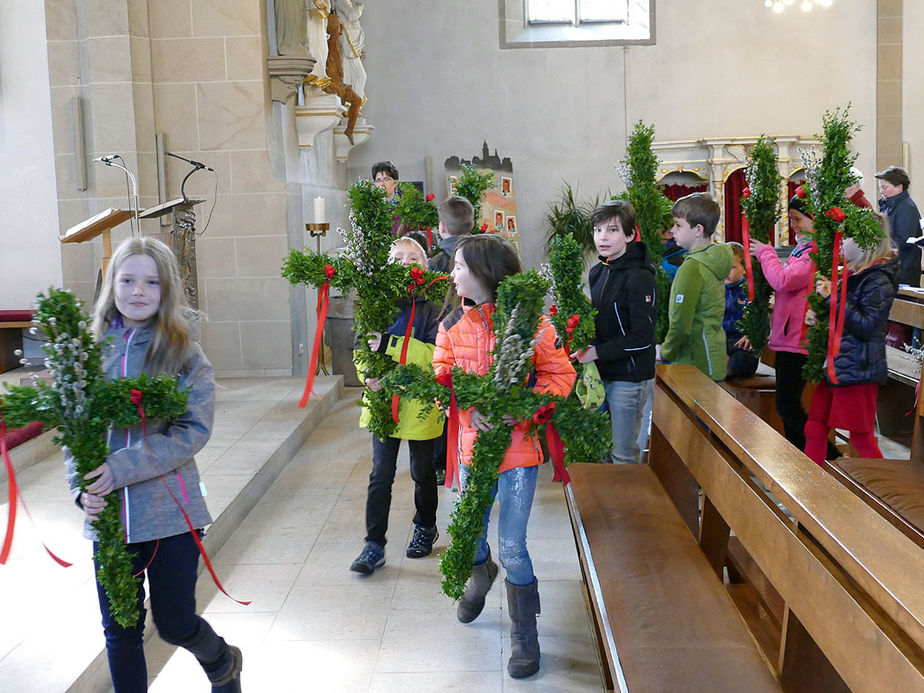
[573,200,657,463]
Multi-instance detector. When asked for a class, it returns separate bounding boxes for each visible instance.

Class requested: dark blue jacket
[724,279,748,343]
[827,257,899,386]
[879,190,922,286]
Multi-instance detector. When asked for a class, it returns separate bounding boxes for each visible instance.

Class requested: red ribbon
[564,314,580,354]
[434,371,459,490]
[546,423,570,485]
[130,388,146,436]
[633,223,642,242]
[741,214,756,302]
[158,476,250,606]
[0,417,72,567]
[392,272,449,423]
[425,227,433,250]
[826,231,848,384]
[299,265,336,408]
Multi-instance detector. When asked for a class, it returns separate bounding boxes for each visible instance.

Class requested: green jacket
[660,243,733,381]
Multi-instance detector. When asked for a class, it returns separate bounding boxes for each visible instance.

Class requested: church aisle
[149,392,603,692]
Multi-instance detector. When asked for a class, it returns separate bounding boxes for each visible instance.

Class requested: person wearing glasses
[372,160,405,235]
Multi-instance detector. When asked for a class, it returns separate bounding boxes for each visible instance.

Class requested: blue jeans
[95,532,231,692]
[458,463,538,586]
[602,379,654,464]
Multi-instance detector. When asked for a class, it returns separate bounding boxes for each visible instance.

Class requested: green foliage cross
[0,289,189,628]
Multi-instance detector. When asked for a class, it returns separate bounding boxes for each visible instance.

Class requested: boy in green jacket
[657,193,733,381]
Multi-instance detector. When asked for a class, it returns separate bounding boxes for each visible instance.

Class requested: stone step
[0,375,344,693]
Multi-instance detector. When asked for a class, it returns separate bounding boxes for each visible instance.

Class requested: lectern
[59,207,134,278]
[139,197,205,309]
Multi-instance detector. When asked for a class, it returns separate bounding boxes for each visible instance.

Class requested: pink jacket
[754,241,815,354]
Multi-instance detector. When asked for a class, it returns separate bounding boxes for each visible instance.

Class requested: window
[527,0,629,25]
[502,0,653,48]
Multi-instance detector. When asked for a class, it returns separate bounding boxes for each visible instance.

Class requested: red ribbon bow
[742,187,751,198]
[549,305,558,317]
[425,193,436,202]
[825,207,846,223]
[532,402,556,425]
[480,223,488,232]
[130,388,146,435]
[298,265,336,408]
[564,313,580,353]
[795,186,807,199]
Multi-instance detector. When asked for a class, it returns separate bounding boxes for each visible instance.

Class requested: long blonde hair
[91,236,193,374]
[846,214,895,274]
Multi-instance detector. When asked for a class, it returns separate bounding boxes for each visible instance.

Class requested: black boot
[176,620,242,692]
[456,547,499,623]
[506,578,540,678]
[208,645,243,693]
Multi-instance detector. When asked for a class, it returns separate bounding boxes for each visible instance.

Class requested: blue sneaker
[350,542,385,574]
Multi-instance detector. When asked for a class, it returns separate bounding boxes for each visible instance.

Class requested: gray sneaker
[350,542,385,574]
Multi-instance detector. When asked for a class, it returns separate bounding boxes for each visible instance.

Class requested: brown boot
[456,547,498,623]
[506,578,540,678]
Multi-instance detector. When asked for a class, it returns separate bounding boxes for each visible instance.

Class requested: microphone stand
[96,157,141,236]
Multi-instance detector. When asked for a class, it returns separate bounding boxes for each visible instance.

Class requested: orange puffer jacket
[433,303,576,474]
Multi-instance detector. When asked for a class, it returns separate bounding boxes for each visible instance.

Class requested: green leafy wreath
[282,180,448,439]
[737,135,782,354]
[799,106,884,382]
[0,289,188,628]
[382,271,611,599]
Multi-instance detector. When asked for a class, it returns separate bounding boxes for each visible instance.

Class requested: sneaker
[350,542,385,575]
[406,524,439,558]
[435,468,446,486]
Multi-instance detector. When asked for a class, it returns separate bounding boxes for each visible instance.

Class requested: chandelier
[765,0,833,12]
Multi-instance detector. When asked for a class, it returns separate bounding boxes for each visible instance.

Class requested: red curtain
[723,169,747,243]
[658,183,707,202]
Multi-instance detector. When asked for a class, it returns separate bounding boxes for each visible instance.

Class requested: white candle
[313,196,326,224]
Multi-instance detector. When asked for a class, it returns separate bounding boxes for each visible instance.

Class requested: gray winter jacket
[67,322,214,543]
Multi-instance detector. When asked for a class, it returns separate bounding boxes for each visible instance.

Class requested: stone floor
[147,393,603,692]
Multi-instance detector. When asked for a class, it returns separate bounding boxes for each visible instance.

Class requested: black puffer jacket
[828,257,899,386]
[589,242,657,382]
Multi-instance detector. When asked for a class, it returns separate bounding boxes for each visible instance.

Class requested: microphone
[166,151,214,172]
[92,154,119,163]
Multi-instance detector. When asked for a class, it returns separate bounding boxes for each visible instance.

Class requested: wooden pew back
[651,364,924,692]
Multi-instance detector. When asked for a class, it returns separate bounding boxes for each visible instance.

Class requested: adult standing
[876,165,922,286]
[372,161,404,235]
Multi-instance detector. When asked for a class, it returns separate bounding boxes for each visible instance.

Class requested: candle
[313,196,326,224]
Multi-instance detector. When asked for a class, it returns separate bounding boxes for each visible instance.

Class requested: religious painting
[444,141,519,252]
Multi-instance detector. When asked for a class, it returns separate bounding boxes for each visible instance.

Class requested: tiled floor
[148,395,605,692]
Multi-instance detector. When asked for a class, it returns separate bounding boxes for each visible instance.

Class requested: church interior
[2,1,924,690]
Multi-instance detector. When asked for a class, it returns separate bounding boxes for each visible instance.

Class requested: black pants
[95,532,231,692]
[365,435,438,546]
[773,350,839,459]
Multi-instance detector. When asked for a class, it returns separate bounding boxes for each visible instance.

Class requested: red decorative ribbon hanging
[425,227,433,250]
[741,214,756,302]
[391,271,449,423]
[530,402,569,485]
[633,223,642,242]
[434,371,459,490]
[299,265,336,408]
[130,388,146,436]
[826,230,848,384]
[0,417,72,567]
[158,476,251,605]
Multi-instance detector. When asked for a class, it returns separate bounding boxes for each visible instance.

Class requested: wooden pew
[567,364,924,692]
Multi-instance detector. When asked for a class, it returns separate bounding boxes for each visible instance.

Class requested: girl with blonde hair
[78,236,242,691]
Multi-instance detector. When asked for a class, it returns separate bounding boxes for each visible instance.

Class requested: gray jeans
[603,378,654,464]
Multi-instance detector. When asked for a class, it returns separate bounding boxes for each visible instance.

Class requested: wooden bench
[566,464,780,692]
[0,310,33,373]
[567,364,924,691]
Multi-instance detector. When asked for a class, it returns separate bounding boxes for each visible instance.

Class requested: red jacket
[433,303,576,474]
